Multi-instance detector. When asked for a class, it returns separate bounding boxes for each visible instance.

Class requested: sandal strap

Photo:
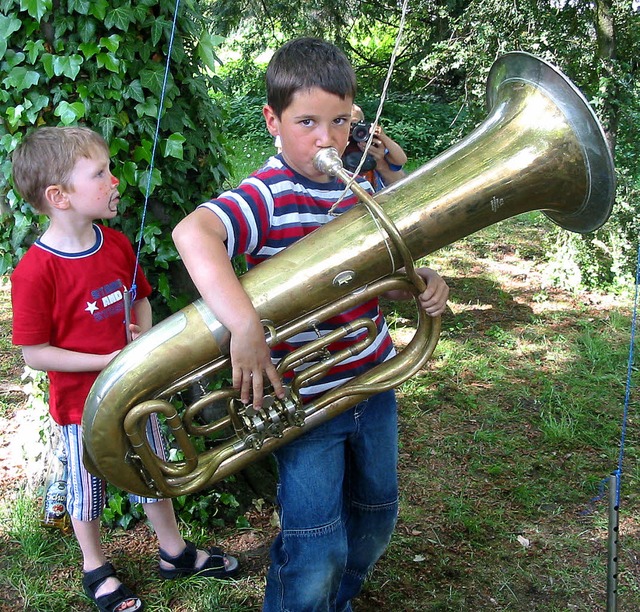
[82,562,143,612]
[82,562,117,592]
[158,539,198,569]
[203,546,226,570]
[96,583,141,612]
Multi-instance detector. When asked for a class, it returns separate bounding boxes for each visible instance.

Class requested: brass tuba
[82,52,615,498]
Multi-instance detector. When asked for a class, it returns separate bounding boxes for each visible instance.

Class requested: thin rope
[583,242,639,515]
[614,243,640,505]
[130,0,182,301]
[329,0,410,214]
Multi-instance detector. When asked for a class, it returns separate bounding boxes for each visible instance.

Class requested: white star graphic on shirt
[85,301,99,314]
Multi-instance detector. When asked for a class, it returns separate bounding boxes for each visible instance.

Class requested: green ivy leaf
[97,115,121,141]
[100,34,121,54]
[109,137,130,157]
[41,54,54,78]
[68,0,90,14]
[10,210,32,248]
[78,19,98,44]
[103,4,135,31]
[24,92,49,123]
[87,0,108,20]
[19,0,52,21]
[219,492,240,508]
[0,252,13,276]
[142,224,162,241]
[133,141,153,164]
[157,272,172,302]
[6,105,26,129]
[150,19,166,47]
[0,15,22,60]
[3,50,26,70]
[137,167,162,195]
[124,79,145,103]
[54,101,86,125]
[197,31,225,74]
[23,40,46,65]
[52,54,83,79]
[96,52,121,73]
[2,67,40,92]
[79,42,100,60]
[139,64,167,96]
[120,160,137,186]
[163,133,186,160]
[135,99,158,118]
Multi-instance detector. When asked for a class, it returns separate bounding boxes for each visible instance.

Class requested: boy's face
[264,87,353,182]
[61,153,120,219]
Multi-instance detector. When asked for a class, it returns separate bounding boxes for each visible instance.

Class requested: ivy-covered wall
[0,0,231,317]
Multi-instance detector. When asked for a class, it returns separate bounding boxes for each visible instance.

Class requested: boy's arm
[21,344,118,373]
[129,297,152,340]
[22,300,152,372]
[172,208,285,407]
[365,143,406,186]
[376,126,408,167]
[20,299,151,371]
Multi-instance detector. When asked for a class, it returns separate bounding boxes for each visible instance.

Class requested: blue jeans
[263,390,399,612]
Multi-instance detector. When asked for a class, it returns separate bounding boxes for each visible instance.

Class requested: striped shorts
[59,416,166,522]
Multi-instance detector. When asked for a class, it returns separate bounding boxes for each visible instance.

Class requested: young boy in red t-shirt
[11,126,238,612]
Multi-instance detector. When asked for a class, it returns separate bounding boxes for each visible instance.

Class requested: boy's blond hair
[12,126,110,212]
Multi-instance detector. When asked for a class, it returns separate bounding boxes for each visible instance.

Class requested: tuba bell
[82,52,615,498]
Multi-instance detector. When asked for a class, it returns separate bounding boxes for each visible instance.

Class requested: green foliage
[101,482,243,530]
[421,0,640,291]
[0,0,232,319]
[209,0,639,291]
[354,93,464,166]
[219,94,268,140]
[102,483,146,530]
[0,0,250,532]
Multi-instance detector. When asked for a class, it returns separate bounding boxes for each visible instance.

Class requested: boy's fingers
[265,363,286,399]
[237,367,284,409]
[250,372,265,409]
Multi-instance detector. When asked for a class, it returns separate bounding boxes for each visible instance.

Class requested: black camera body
[342,121,376,172]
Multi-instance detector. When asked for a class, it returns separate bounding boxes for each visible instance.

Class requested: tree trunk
[594,0,618,152]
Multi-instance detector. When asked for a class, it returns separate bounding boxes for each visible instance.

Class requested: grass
[1,137,639,609]
[365,214,640,611]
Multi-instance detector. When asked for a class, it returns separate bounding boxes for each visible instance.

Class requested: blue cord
[614,243,640,507]
[130,0,181,302]
[583,243,640,515]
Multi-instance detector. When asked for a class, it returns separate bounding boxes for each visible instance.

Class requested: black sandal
[82,562,144,612]
[158,539,239,580]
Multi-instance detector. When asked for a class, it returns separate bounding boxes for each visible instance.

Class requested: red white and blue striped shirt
[199,155,395,401]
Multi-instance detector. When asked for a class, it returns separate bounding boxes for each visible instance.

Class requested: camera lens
[350,122,371,143]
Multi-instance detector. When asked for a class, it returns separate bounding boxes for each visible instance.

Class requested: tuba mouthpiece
[313,147,344,177]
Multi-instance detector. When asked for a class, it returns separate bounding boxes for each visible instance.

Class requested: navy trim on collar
[35,224,103,259]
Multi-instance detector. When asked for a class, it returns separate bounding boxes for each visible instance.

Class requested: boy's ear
[263,105,279,137]
[44,185,70,210]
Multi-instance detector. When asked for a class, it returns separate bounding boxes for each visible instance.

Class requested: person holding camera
[349,104,407,191]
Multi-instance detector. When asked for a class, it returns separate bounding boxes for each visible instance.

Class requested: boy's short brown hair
[266,37,357,118]
[12,126,110,212]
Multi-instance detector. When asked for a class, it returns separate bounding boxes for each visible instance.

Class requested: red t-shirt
[11,224,152,425]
